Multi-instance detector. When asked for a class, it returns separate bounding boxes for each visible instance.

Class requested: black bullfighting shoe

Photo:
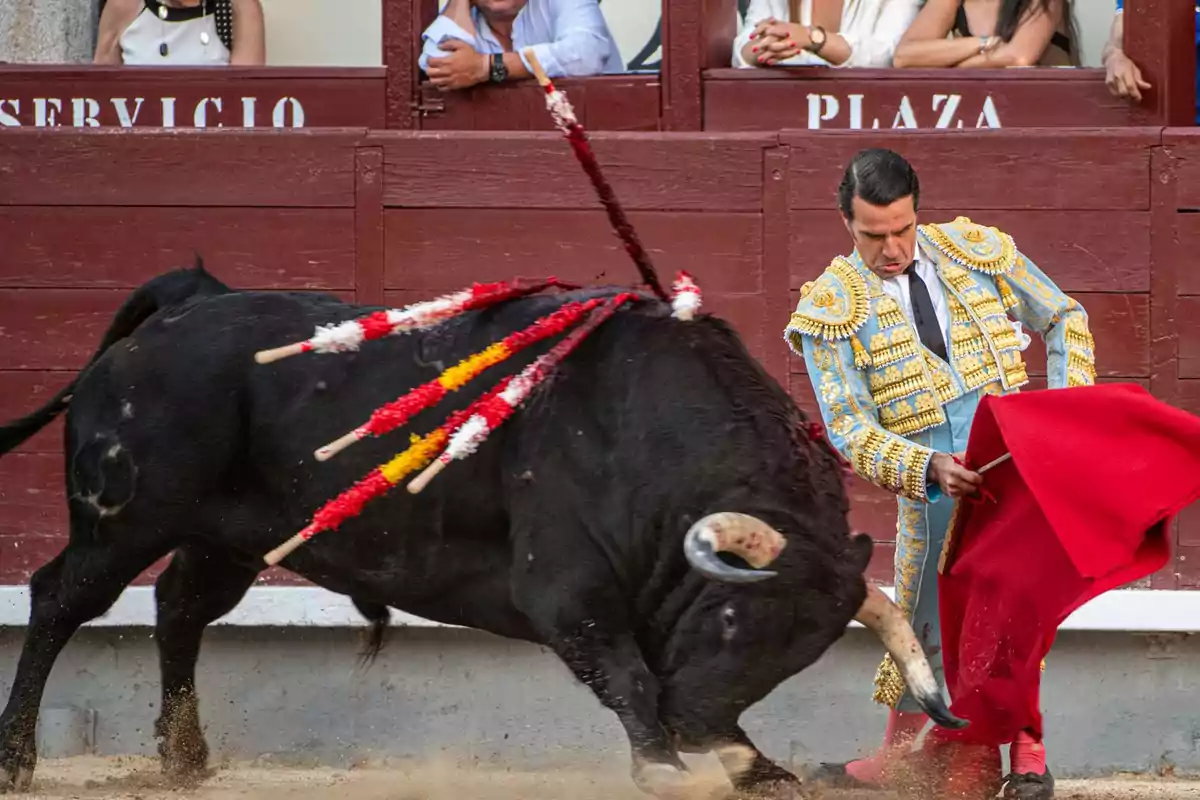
[1002,768,1055,799]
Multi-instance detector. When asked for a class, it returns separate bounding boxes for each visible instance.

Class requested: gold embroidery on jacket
[787,258,871,342]
[874,502,926,707]
[921,218,1016,276]
[940,260,1029,393]
[850,337,872,369]
[816,342,933,500]
[995,275,1019,310]
[869,326,919,369]
[880,391,945,437]
[925,353,959,404]
[1064,314,1097,387]
[869,359,928,406]
[876,296,905,330]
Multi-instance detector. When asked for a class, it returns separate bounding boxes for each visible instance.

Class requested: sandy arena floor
[14,756,1200,799]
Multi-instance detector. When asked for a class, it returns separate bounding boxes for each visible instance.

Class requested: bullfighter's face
[843,194,918,280]
[473,0,527,21]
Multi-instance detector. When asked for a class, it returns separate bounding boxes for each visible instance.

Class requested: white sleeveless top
[119,0,231,65]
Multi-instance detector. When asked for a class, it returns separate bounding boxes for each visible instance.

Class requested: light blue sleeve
[418,16,477,73]
[1001,249,1097,390]
[516,0,621,77]
[795,334,938,503]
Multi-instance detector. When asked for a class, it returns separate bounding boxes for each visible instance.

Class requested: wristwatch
[806,25,827,55]
[489,53,508,83]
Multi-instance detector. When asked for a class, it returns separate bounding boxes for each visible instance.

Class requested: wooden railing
[0,0,1191,132]
[0,66,385,129]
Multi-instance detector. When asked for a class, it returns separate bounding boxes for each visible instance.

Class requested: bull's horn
[682,513,786,584]
[854,584,969,730]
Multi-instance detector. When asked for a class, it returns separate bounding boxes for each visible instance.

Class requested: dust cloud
[16,755,1200,799]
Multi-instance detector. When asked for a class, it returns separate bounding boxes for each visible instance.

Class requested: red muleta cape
[934,383,1200,746]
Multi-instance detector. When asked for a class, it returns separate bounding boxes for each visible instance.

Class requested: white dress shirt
[880,249,950,347]
[878,245,1030,355]
[419,0,624,78]
[733,0,921,68]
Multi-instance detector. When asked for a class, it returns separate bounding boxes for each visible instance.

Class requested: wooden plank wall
[0,129,368,588]
[1160,129,1200,588]
[0,127,1187,590]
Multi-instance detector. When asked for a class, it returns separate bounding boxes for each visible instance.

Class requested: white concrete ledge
[0,586,1194,632]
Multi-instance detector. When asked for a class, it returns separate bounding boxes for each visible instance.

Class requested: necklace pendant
[157,4,168,18]
[159,42,169,56]
[200,30,210,45]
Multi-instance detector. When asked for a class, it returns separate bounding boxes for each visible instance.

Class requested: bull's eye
[720,605,737,641]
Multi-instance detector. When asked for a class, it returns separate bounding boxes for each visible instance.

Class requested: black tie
[905,263,948,362]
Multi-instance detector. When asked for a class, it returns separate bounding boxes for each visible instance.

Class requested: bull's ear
[849,532,874,573]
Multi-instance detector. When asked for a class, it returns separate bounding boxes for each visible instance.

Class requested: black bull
[0,265,964,796]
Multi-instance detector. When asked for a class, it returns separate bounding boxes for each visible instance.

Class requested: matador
[784,148,1096,800]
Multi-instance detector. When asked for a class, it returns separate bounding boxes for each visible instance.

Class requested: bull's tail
[352,598,391,668]
[0,256,232,457]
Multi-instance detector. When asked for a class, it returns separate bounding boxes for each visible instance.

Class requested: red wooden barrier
[0,1,1188,132]
[703,69,1142,131]
[371,128,786,380]
[0,127,1194,591]
[0,67,384,129]
[0,0,1188,133]
[389,0,1187,132]
[0,128,366,587]
[687,0,1189,133]
[412,76,662,131]
[1157,128,1200,587]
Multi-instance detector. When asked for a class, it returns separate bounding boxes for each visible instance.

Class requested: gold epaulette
[921,216,1016,277]
[785,257,870,346]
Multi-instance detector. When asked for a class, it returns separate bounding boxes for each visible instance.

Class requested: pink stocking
[844,709,928,784]
[1009,730,1047,775]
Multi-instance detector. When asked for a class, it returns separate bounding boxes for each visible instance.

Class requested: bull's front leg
[550,623,687,793]
[511,567,684,794]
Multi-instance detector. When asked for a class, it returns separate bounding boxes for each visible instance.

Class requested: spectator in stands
[419,0,623,91]
[891,0,1077,68]
[93,0,265,65]
[733,0,921,68]
[1102,1,1199,124]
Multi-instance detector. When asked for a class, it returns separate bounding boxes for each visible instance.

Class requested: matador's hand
[929,452,982,498]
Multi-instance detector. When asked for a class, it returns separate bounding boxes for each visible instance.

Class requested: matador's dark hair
[837,148,920,222]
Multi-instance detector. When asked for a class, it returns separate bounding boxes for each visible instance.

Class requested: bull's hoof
[0,766,32,795]
[0,744,35,794]
[162,759,214,789]
[154,713,212,788]
[632,762,690,798]
[731,778,808,800]
[801,761,878,790]
[733,763,804,794]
